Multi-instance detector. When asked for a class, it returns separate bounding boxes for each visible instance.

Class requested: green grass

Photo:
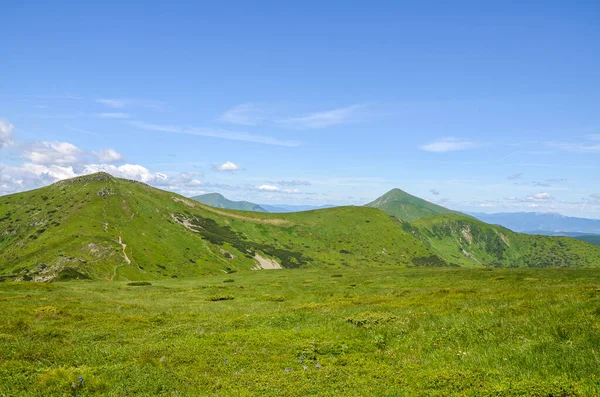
[1,267,600,396]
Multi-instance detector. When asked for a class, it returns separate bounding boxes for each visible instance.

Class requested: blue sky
[1,1,599,217]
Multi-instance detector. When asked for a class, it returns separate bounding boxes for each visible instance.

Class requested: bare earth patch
[253,254,282,270]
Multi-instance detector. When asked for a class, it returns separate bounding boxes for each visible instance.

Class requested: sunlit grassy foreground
[1,268,599,396]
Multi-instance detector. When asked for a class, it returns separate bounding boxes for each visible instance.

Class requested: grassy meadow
[1,267,600,396]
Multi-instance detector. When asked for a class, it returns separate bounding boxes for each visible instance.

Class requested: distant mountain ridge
[468,212,600,235]
[191,193,267,212]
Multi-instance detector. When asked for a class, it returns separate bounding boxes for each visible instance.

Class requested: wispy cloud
[430,189,440,195]
[218,103,266,126]
[279,104,366,129]
[67,126,98,136]
[419,137,478,152]
[527,192,553,201]
[25,93,81,100]
[507,173,522,180]
[128,120,300,147]
[275,180,311,187]
[546,136,600,152]
[505,192,554,203]
[96,98,166,110]
[97,112,130,119]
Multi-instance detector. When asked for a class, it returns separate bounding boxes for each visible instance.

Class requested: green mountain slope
[191,192,266,212]
[407,214,600,268]
[366,188,458,221]
[0,173,446,281]
[575,235,600,246]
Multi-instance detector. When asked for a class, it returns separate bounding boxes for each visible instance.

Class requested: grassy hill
[406,213,600,268]
[0,173,446,281]
[191,193,267,212]
[365,188,458,221]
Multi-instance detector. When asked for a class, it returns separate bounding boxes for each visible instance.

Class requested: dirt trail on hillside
[118,236,131,264]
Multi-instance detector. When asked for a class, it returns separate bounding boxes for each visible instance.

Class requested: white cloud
[0,120,14,148]
[256,184,302,194]
[507,173,522,180]
[0,121,210,196]
[82,164,166,184]
[95,148,124,163]
[526,192,553,201]
[213,161,242,171]
[21,141,83,165]
[218,103,266,126]
[97,112,130,119]
[21,163,79,180]
[430,189,440,195]
[258,184,279,192]
[419,137,478,152]
[0,162,174,196]
[590,193,600,200]
[128,120,300,147]
[280,104,365,129]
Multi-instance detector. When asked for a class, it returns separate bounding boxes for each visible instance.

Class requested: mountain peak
[366,188,456,222]
[53,172,116,186]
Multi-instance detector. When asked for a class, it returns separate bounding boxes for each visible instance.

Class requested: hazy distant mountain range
[468,212,600,235]
[192,193,335,213]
